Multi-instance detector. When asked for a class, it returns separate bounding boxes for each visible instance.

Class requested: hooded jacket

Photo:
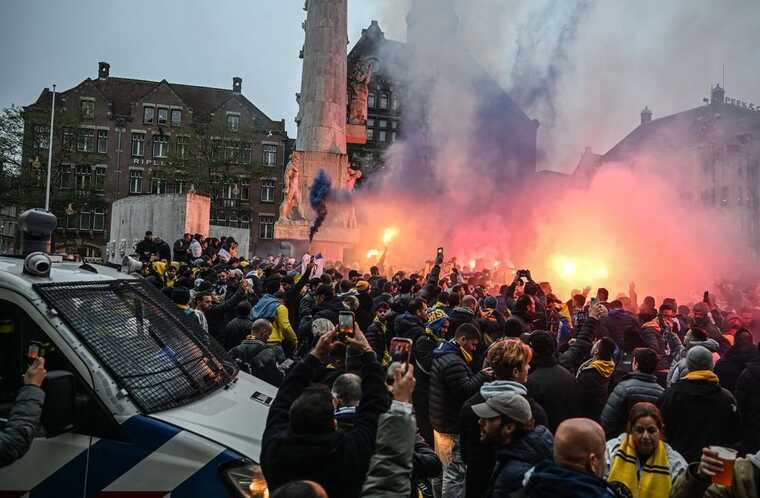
[735,361,760,454]
[714,344,760,393]
[576,358,615,422]
[512,460,628,498]
[667,338,720,386]
[429,340,488,434]
[485,426,554,498]
[600,372,664,438]
[394,312,426,343]
[0,385,45,467]
[599,308,641,352]
[659,373,742,464]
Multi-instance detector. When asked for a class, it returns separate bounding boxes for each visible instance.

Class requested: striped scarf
[608,433,672,498]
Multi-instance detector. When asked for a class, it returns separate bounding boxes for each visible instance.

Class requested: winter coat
[250,293,298,350]
[478,308,507,340]
[485,426,554,498]
[736,362,760,454]
[576,360,614,422]
[393,312,426,343]
[204,286,247,339]
[671,457,760,498]
[356,291,374,332]
[173,239,189,262]
[599,308,641,352]
[640,319,683,371]
[390,293,413,314]
[559,317,599,376]
[412,332,443,445]
[361,401,415,498]
[365,316,388,361]
[220,316,253,350]
[694,317,732,356]
[512,460,629,498]
[604,432,687,482]
[600,372,664,438]
[428,340,488,434]
[715,344,760,393]
[411,432,442,498]
[228,339,286,387]
[505,314,532,336]
[261,352,386,498]
[285,267,311,329]
[155,240,171,261]
[448,306,478,337]
[135,239,156,262]
[526,356,580,433]
[0,385,45,468]
[660,375,742,463]
[461,382,549,498]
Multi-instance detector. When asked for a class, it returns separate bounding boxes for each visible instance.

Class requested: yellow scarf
[608,434,672,498]
[590,360,615,378]
[683,370,720,383]
[460,346,473,365]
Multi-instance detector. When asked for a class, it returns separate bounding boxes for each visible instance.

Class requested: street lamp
[44,84,56,212]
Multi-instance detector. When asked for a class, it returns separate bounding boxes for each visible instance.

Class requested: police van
[0,210,276,497]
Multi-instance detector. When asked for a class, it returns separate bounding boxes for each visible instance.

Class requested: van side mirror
[41,370,76,437]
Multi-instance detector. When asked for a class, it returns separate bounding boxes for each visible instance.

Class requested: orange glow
[382,227,398,245]
[550,254,608,286]
[366,249,381,259]
[468,259,476,270]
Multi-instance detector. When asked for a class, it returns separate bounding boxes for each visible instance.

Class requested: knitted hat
[356,280,370,292]
[687,345,714,371]
[426,309,449,333]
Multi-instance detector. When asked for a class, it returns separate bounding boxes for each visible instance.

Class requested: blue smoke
[309,169,332,242]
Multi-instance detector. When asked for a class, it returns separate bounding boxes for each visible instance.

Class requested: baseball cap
[471,392,532,425]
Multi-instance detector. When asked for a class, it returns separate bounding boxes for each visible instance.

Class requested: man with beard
[506,295,536,335]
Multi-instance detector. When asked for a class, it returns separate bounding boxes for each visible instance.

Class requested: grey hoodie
[480,380,528,399]
[667,338,720,386]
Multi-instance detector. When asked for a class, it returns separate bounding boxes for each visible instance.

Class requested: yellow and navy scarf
[460,346,473,365]
[683,370,719,383]
[608,434,672,498]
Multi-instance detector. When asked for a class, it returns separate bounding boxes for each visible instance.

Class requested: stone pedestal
[346,123,367,144]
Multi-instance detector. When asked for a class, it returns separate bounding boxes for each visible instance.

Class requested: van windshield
[33,279,237,413]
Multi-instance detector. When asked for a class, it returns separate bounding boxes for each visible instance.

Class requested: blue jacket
[515,460,624,498]
[485,426,553,497]
[249,294,280,321]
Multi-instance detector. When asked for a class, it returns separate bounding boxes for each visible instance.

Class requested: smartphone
[27,341,44,366]
[389,337,413,366]
[338,311,355,339]
[591,297,599,306]
[437,247,444,256]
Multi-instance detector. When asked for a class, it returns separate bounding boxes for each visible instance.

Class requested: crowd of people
[11,231,756,497]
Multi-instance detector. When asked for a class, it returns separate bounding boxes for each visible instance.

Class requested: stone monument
[274,0,360,261]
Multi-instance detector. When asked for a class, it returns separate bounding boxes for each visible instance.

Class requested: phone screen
[591,297,599,306]
[390,338,413,365]
[338,312,355,338]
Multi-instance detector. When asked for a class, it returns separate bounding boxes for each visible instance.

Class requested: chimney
[232,77,242,94]
[640,106,652,126]
[98,61,110,80]
[711,83,725,105]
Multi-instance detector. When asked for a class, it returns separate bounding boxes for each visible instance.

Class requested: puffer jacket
[670,456,760,498]
[715,344,760,393]
[640,318,683,371]
[485,426,554,498]
[394,312,426,342]
[526,356,579,433]
[447,306,478,338]
[600,372,664,437]
[559,317,599,376]
[599,308,641,352]
[736,362,760,454]
[428,340,487,434]
[513,460,630,498]
[0,385,45,467]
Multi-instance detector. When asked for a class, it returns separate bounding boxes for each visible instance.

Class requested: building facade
[21,62,289,257]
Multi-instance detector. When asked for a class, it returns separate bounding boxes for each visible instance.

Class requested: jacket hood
[745,361,760,378]
[723,344,760,364]
[496,425,553,464]
[397,311,425,327]
[480,380,528,399]
[676,376,723,397]
[642,319,661,332]
[450,306,476,318]
[432,339,461,359]
[686,338,720,352]
[523,460,616,498]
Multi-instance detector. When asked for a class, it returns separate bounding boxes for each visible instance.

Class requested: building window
[80,210,92,231]
[77,129,96,152]
[34,125,49,149]
[368,93,376,108]
[171,109,182,126]
[367,128,374,142]
[391,95,400,112]
[227,114,240,132]
[157,108,169,125]
[261,179,275,202]
[367,118,375,129]
[259,215,274,239]
[93,209,105,231]
[379,119,388,129]
[59,164,73,189]
[129,169,143,193]
[378,130,387,143]
[176,136,188,158]
[62,128,75,152]
[241,142,252,163]
[97,129,108,153]
[210,139,222,160]
[175,178,186,194]
[391,120,398,130]
[229,214,238,228]
[80,100,95,119]
[241,181,249,201]
[93,166,105,191]
[224,141,240,161]
[391,132,397,142]
[75,165,92,191]
[131,133,145,157]
[152,135,169,158]
[240,214,250,229]
[379,93,389,110]
[143,106,155,124]
[262,144,277,166]
[151,176,167,194]
[66,213,80,230]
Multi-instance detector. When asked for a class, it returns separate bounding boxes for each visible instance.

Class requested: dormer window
[143,106,155,124]
[80,100,95,119]
[157,107,169,125]
[227,114,240,132]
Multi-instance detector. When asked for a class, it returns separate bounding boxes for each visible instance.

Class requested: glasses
[632,426,659,435]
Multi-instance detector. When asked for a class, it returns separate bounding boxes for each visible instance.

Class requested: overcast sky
[2,1,758,171]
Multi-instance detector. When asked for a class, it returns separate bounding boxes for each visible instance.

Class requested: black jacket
[356,291,374,332]
[412,332,443,445]
[714,344,760,393]
[285,267,311,329]
[485,426,554,498]
[204,286,247,339]
[429,340,487,434]
[660,376,741,463]
[735,361,760,454]
[220,316,253,350]
[365,317,388,360]
[394,312,426,343]
[576,362,612,423]
[599,308,640,352]
[477,309,507,340]
[412,432,442,498]
[447,307,478,338]
[173,239,189,262]
[261,352,385,498]
[559,317,598,375]
[155,240,171,261]
[526,357,579,433]
[600,372,663,438]
[512,460,629,498]
[228,339,285,387]
[135,239,155,262]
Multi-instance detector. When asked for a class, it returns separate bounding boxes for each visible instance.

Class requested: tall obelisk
[275,0,359,262]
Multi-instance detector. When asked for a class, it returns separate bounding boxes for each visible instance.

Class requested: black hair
[449,292,461,307]
[524,282,539,296]
[437,292,450,305]
[689,327,708,341]
[633,347,658,375]
[659,302,675,314]
[455,323,481,341]
[315,283,335,300]
[264,277,282,295]
[596,337,616,361]
[370,265,379,276]
[408,297,426,315]
[515,295,534,314]
[289,385,335,435]
[735,328,754,346]
[339,279,353,293]
[597,288,609,302]
[236,300,252,318]
[609,299,623,309]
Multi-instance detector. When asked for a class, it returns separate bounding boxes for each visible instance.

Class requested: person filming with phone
[0,357,47,467]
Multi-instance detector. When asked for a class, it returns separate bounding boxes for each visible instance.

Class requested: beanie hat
[483,296,498,310]
[356,280,370,292]
[687,345,714,372]
[426,309,449,333]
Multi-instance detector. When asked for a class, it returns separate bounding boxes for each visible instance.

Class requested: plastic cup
[708,446,737,486]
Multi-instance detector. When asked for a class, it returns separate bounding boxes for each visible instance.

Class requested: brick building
[21,62,289,257]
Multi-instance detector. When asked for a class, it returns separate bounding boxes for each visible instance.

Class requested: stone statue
[280,152,305,221]
[348,59,373,125]
[295,93,303,125]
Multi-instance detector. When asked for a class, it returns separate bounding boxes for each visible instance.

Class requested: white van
[0,254,276,497]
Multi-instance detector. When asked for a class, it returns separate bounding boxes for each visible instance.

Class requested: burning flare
[550,254,609,285]
[382,227,399,246]
[366,249,381,259]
